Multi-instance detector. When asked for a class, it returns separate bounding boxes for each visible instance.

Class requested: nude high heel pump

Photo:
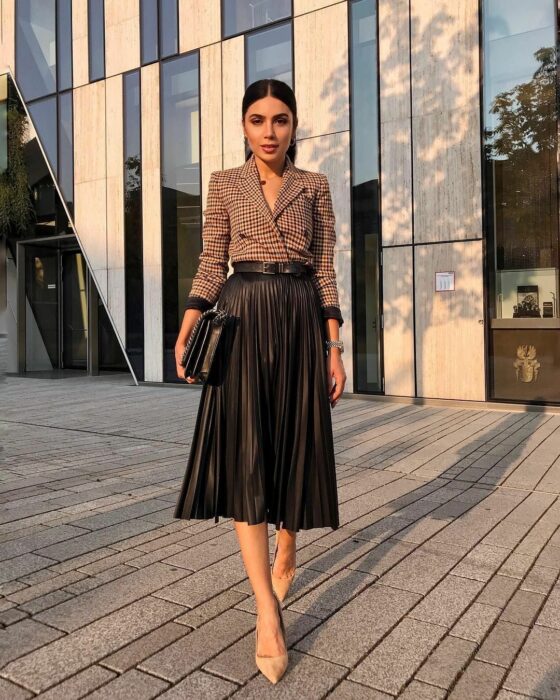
[255,591,288,684]
[271,530,296,603]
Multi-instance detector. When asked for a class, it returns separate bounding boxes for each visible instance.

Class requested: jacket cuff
[185,295,214,312]
[322,305,344,327]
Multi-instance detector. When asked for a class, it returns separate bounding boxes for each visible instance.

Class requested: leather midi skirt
[173,268,340,531]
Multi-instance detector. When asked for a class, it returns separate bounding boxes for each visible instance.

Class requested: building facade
[0,0,558,405]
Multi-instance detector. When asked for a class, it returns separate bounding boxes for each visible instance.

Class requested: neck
[254,153,286,179]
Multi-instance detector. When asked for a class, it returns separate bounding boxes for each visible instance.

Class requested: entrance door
[61,251,88,368]
[25,245,59,370]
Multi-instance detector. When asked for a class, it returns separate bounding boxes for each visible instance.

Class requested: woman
[173,78,346,684]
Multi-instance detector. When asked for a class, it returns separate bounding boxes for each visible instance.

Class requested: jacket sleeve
[310,174,344,327]
[185,171,231,312]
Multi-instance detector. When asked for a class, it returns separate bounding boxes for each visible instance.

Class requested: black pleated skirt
[173,266,340,532]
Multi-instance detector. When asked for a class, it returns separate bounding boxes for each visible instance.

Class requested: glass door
[61,250,88,368]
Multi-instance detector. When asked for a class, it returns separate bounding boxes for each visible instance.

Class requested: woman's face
[243,95,296,165]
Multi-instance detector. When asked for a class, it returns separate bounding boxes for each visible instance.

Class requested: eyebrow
[249,112,289,118]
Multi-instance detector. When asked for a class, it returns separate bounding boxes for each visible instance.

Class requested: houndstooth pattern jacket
[185,151,344,326]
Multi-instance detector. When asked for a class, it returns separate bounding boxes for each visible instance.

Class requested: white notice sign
[435,272,455,292]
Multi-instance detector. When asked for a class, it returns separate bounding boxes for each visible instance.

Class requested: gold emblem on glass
[513,345,541,383]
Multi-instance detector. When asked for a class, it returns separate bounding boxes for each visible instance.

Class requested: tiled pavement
[1,374,560,699]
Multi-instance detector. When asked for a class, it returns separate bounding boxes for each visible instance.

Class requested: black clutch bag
[180,308,236,383]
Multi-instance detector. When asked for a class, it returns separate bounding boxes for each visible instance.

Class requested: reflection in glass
[223,0,291,38]
[57,0,73,91]
[28,96,57,174]
[88,0,105,81]
[159,0,178,58]
[484,0,558,321]
[246,22,292,86]
[141,0,159,64]
[161,53,201,382]
[123,71,145,381]
[350,0,382,393]
[483,1,559,402]
[16,0,56,101]
[25,247,58,370]
[58,91,73,214]
[62,251,88,368]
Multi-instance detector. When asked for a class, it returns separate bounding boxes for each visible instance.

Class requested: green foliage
[0,105,35,240]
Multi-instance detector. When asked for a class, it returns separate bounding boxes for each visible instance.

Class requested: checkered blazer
[185,152,343,326]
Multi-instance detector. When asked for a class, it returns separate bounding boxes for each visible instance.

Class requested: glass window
[223,0,291,38]
[123,70,145,381]
[483,0,559,402]
[141,0,159,64]
[57,0,73,91]
[159,0,178,58]
[349,0,382,393]
[58,91,73,214]
[161,53,201,382]
[0,76,7,175]
[246,21,292,86]
[28,95,57,174]
[16,0,57,101]
[88,0,105,82]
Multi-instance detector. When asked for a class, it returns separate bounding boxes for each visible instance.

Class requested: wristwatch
[325,339,344,353]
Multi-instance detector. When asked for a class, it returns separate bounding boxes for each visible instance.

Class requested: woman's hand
[175,308,203,382]
[326,349,346,408]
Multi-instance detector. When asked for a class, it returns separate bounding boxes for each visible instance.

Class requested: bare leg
[234,521,286,657]
[272,527,297,578]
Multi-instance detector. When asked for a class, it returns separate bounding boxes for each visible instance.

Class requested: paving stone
[0,618,64,666]
[415,635,476,689]
[0,607,28,626]
[68,499,171,531]
[451,544,510,582]
[450,602,501,644]
[35,562,187,631]
[347,538,417,577]
[154,553,248,608]
[101,622,189,672]
[0,525,90,561]
[294,583,422,668]
[174,589,247,628]
[0,678,33,699]
[520,566,558,596]
[1,597,185,693]
[32,666,117,700]
[162,529,239,571]
[448,659,506,699]
[408,574,484,628]
[287,568,375,619]
[229,648,348,698]
[0,553,57,585]
[476,620,528,668]
[35,519,160,562]
[6,570,86,604]
[478,574,520,608]
[327,680,392,699]
[76,548,145,574]
[348,616,445,694]
[501,589,545,627]
[156,670,238,699]
[85,669,169,699]
[139,608,254,683]
[376,541,461,595]
[495,691,538,700]
[535,584,560,630]
[398,680,447,699]
[504,627,560,698]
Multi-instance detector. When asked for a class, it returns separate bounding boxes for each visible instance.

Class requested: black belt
[233,261,312,275]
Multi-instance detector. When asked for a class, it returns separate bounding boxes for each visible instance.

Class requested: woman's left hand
[326,351,346,408]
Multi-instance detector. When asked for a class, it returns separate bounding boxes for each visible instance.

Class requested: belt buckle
[262,261,276,274]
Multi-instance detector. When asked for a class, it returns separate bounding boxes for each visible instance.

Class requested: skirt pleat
[173,269,340,532]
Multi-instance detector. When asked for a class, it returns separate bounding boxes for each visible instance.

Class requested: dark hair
[242,79,298,163]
